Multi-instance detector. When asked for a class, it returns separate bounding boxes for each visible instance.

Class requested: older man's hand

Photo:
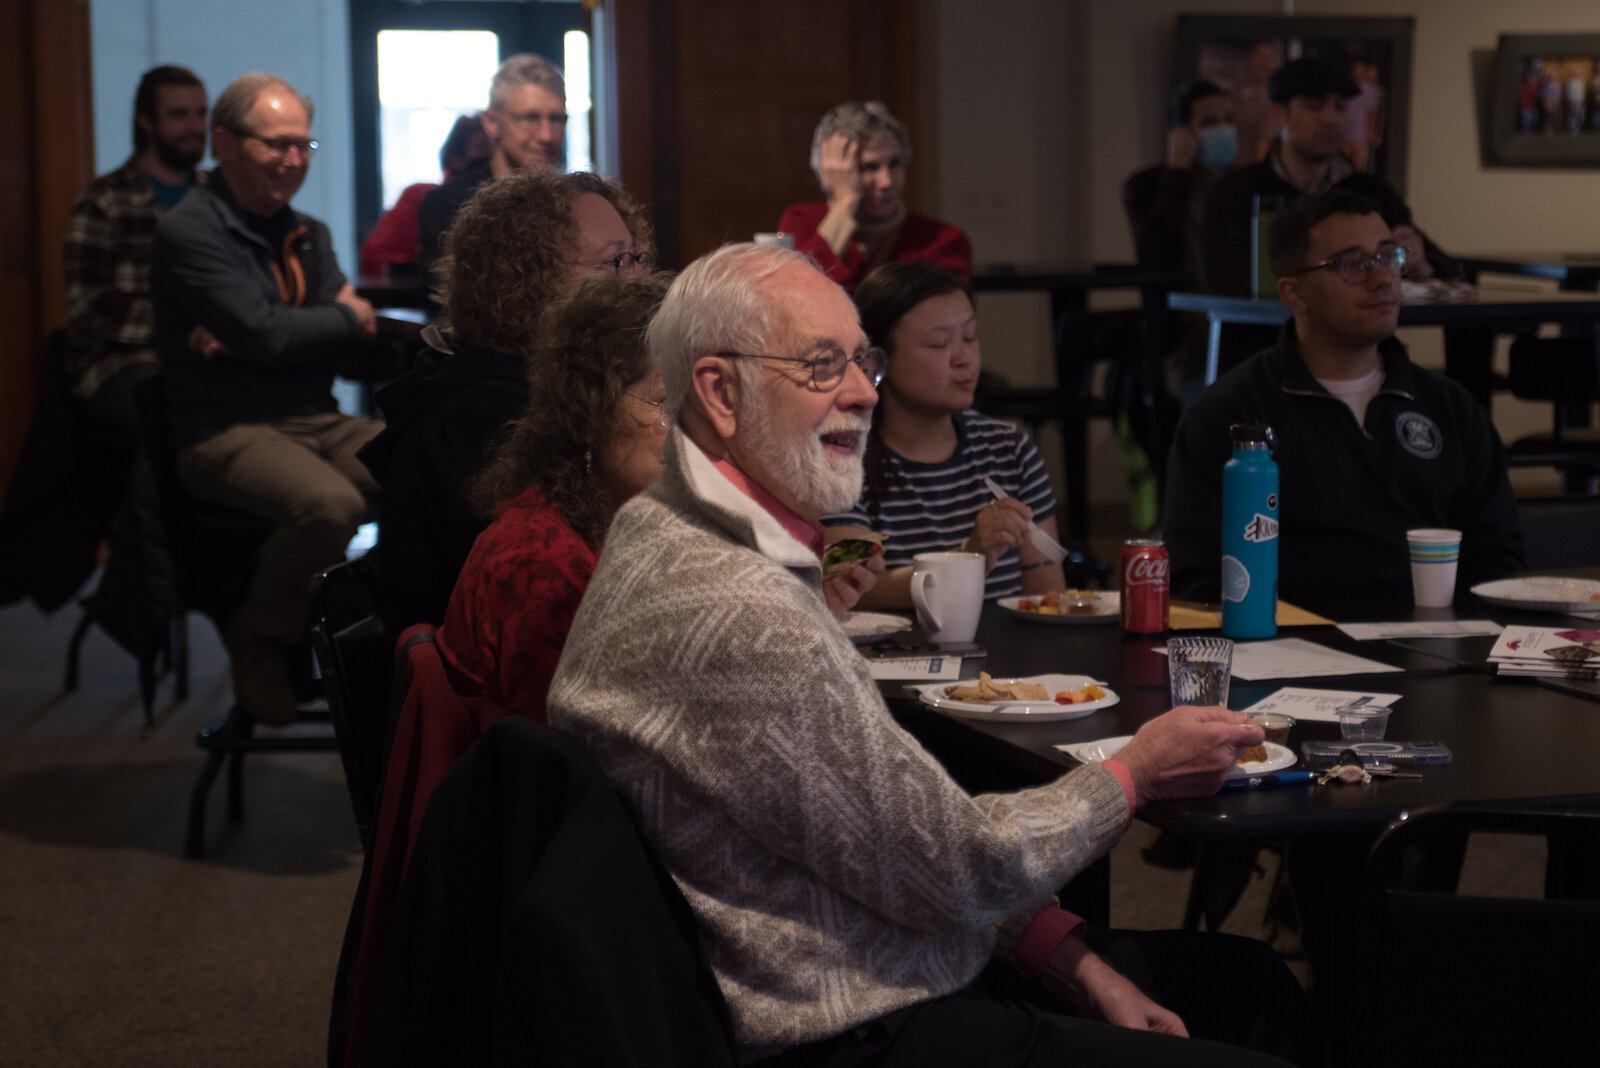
[1041,934,1188,1037]
[825,553,885,619]
[336,284,379,340]
[1113,706,1264,804]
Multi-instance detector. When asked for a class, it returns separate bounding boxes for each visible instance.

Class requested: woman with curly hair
[435,272,670,719]
[359,167,654,632]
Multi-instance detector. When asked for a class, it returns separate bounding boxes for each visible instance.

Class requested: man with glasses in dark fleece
[151,71,381,725]
[1165,189,1523,609]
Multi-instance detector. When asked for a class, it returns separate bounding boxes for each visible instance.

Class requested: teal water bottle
[1221,423,1278,639]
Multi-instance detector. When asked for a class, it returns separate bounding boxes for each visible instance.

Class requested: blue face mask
[1197,123,1239,172]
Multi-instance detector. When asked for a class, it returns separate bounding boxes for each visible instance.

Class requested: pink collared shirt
[709,455,826,557]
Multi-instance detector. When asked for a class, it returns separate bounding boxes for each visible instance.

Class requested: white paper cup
[1406,528,1462,608]
[909,552,985,644]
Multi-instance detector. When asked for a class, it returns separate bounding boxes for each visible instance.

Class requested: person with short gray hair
[778,101,971,292]
[419,51,569,278]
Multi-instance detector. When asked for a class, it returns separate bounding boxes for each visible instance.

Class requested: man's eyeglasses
[1283,244,1408,285]
[599,252,655,275]
[240,134,318,162]
[498,109,569,131]
[625,391,670,427]
[717,347,887,391]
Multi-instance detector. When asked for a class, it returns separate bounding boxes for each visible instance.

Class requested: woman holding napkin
[823,261,1066,605]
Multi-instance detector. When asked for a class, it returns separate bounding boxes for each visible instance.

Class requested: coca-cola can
[1121,539,1170,634]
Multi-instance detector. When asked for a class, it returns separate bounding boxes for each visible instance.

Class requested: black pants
[756,928,1326,1068]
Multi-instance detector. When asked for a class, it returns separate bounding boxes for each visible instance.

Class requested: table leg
[1205,315,1222,385]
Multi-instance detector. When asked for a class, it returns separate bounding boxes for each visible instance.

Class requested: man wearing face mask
[1122,79,1237,279]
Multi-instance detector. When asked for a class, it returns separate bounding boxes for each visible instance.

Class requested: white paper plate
[997,592,1120,625]
[840,611,914,644]
[1470,576,1600,614]
[911,674,1119,722]
[1058,736,1296,779]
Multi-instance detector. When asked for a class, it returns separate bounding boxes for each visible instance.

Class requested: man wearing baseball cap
[1188,56,1464,394]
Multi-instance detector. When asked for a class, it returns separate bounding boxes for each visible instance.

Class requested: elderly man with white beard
[547,243,1322,1068]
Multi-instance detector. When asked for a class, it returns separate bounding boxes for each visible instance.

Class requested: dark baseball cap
[1268,57,1359,103]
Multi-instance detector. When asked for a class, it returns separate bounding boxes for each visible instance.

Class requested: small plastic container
[1250,712,1294,745]
[1338,706,1391,741]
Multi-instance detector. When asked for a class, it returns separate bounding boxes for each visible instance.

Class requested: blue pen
[1221,770,1313,792]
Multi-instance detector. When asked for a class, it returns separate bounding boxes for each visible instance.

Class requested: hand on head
[818,134,863,217]
[961,497,1032,572]
[1113,705,1265,804]
[825,553,885,618]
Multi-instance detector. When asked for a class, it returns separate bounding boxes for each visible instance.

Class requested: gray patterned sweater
[547,432,1129,1061]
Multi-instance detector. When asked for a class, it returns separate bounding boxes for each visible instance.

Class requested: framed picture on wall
[1488,34,1600,166]
[1174,14,1415,194]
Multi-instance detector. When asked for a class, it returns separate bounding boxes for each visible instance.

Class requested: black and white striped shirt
[824,411,1058,599]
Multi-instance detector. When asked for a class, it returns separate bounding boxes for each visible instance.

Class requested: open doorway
[348,0,586,249]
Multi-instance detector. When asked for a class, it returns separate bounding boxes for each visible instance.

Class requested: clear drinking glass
[1167,637,1234,706]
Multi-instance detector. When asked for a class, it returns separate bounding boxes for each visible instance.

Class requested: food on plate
[1054,683,1107,705]
[1015,590,1101,616]
[1236,743,1269,766]
[822,533,886,579]
[943,673,1049,703]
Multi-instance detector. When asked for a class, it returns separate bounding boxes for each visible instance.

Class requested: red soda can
[1121,539,1170,634]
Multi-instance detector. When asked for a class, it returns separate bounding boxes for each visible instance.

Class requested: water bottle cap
[1230,423,1274,450]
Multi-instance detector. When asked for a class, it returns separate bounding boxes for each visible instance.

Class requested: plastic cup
[1338,706,1391,741]
[1406,528,1462,608]
[1250,712,1294,745]
[1167,637,1234,706]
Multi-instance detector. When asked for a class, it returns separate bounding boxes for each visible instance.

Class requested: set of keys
[1315,749,1425,786]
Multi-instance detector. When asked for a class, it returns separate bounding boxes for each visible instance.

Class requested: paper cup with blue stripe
[1406,528,1462,607]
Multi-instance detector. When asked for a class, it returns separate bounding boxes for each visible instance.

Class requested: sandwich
[822,533,886,579]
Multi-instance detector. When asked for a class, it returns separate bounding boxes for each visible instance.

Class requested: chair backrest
[359,717,739,1067]
[1516,496,1600,570]
[309,556,392,847]
[1354,804,1600,1066]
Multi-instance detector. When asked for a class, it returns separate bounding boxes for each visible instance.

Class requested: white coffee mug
[909,552,985,644]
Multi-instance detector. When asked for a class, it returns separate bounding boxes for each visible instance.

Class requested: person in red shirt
[778,101,971,291]
[435,272,671,720]
[357,113,490,279]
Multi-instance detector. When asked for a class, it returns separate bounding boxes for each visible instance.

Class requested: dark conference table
[884,576,1600,1052]
[1167,286,1600,385]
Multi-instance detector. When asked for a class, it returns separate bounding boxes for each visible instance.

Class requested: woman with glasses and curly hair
[823,261,1065,605]
[435,272,670,719]
[360,167,654,633]
[778,101,971,292]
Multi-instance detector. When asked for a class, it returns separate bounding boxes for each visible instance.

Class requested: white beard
[738,386,867,516]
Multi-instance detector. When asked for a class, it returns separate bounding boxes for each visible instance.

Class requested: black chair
[1517,495,1600,570]
[1502,335,1600,490]
[1352,804,1600,1066]
[309,557,393,850]
[126,377,338,858]
[352,717,739,1067]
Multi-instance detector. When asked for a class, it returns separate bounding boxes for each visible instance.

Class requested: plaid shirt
[63,157,203,396]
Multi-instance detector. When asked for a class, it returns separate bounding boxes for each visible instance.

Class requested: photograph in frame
[1174,14,1415,194]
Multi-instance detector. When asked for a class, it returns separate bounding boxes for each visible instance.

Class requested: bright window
[564,29,592,174]
[376,29,499,208]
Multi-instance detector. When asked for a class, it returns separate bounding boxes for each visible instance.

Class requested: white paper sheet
[1336,620,1503,641]
[869,655,963,681]
[1238,687,1403,723]
[1226,638,1403,680]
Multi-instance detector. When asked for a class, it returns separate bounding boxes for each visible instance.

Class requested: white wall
[90,0,357,272]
